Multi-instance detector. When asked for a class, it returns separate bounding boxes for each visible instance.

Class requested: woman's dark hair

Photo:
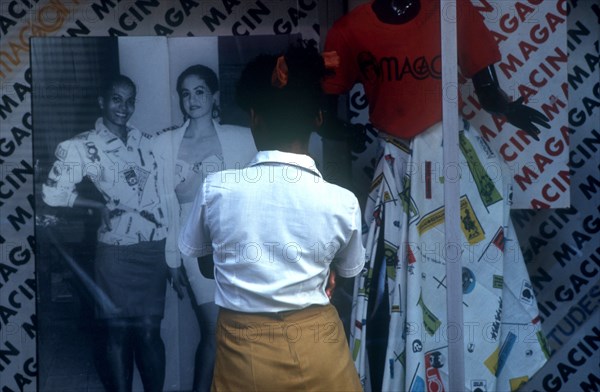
[235,40,329,141]
[100,74,137,99]
[176,64,219,117]
[176,64,219,94]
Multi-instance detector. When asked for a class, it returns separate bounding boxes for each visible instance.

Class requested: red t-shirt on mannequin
[323,0,501,139]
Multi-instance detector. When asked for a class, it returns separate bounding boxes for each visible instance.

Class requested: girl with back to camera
[178,41,365,391]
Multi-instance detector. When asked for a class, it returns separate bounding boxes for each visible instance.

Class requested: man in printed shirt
[43,75,169,392]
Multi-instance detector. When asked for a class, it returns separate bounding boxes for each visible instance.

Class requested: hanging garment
[350,121,549,392]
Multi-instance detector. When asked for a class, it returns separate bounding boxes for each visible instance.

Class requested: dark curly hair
[235,40,330,143]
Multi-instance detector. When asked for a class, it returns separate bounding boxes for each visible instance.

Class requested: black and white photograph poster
[31,35,299,392]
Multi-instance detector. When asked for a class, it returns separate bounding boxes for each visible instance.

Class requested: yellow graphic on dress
[510,376,529,391]
[459,132,503,207]
[484,346,500,375]
[417,291,442,336]
[416,195,485,245]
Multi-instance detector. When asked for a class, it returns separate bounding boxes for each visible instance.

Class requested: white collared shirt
[179,150,365,313]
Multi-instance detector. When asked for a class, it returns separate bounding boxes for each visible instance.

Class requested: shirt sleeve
[178,179,213,258]
[457,0,502,78]
[322,19,359,95]
[42,139,84,207]
[333,199,366,278]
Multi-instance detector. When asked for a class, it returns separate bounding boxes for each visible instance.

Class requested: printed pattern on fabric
[350,122,549,392]
[42,118,169,245]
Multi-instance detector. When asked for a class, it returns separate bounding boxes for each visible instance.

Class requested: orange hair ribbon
[271,55,289,89]
[322,51,340,69]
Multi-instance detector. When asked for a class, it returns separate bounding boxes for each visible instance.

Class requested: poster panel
[30,34,308,392]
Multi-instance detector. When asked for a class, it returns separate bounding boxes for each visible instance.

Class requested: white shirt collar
[248,150,322,178]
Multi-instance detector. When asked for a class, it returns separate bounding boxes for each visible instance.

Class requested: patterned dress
[350,122,548,391]
[323,2,549,390]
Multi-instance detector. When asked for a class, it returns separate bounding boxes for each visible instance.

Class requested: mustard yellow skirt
[212,304,362,391]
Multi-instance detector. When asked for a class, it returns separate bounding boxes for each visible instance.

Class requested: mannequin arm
[473,65,550,140]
